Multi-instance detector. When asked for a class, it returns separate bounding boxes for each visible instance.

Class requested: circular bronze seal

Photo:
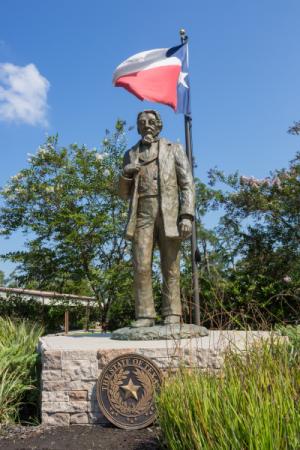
[96,353,162,429]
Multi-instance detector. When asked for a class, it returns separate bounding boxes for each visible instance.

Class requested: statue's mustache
[143,128,155,135]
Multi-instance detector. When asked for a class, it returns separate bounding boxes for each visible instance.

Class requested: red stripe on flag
[115,65,181,110]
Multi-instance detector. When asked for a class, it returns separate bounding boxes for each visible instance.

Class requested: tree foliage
[193,148,300,327]
[0,121,133,326]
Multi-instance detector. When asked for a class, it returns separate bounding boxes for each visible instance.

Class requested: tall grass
[156,338,300,450]
[0,317,43,424]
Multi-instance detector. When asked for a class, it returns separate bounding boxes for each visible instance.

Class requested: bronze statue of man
[118,110,195,328]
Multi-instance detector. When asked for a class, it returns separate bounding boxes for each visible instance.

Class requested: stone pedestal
[39,330,273,426]
[111,323,208,340]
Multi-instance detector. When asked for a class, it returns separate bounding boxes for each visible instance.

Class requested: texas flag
[112,43,191,115]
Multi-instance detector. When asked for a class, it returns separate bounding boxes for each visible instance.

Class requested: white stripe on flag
[112,48,181,84]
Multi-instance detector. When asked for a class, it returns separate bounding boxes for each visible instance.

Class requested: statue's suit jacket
[118,138,195,240]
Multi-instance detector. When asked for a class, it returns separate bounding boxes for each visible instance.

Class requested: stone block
[62,367,94,381]
[68,390,88,401]
[42,391,69,402]
[62,359,88,371]
[137,348,166,359]
[70,412,89,424]
[62,359,99,381]
[42,401,89,413]
[138,348,180,368]
[146,356,172,369]
[90,360,99,378]
[68,401,89,413]
[62,350,98,361]
[42,351,62,370]
[42,380,69,391]
[42,370,62,381]
[42,412,70,426]
[195,351,210,368]
[43,380,96,392]
[97,348,133,368]
[207,356,223,369]
[68,380,97,392]
[42,401,69,413]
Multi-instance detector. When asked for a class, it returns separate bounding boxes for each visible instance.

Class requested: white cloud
[0,63,50,126]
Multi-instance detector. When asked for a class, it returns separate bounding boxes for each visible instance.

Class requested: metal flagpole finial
[179,28,188,43]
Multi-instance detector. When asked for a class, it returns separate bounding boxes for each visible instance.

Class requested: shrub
[0,317,43,424]
[156,339,300,450]
[0,295,101,334]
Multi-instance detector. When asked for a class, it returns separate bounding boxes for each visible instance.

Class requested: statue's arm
[174,144,195,219]
[118,152,134,200]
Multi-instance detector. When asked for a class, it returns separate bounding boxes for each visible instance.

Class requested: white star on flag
[178,71,189,88]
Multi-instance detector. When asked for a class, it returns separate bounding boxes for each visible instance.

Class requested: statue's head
[137,110,163,144]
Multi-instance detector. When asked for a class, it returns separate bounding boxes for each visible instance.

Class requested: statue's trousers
[132,196,182,319]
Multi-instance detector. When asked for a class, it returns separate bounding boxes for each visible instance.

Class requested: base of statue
[111,323,209,340]
[39,330,276,426]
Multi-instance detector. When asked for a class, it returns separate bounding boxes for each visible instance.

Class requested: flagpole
[180,29,200,326]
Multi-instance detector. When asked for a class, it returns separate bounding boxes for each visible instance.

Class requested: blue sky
[0,1,300,276]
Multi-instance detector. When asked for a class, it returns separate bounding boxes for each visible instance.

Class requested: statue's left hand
[179,218,192,239]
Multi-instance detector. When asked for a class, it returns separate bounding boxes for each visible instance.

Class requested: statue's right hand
[123,163,141,178]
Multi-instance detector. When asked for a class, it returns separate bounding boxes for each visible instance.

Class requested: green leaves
[0,318,43,424]
[184,147,300,328]
[0,124,131,326]
[156,340,300,450]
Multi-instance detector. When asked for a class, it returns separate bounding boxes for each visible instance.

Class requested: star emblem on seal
[121,377,141,401]
[96,353,162,429]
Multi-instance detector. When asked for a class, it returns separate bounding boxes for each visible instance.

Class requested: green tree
[0,270,4,286]
[288,121,300,135]
[202,147,300,327]
[0,121,134,327]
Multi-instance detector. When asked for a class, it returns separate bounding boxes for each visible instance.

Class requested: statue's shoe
[130,318,155,328]
[163,315,181,325]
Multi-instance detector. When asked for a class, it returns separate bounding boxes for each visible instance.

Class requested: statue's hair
[137,110,163,134]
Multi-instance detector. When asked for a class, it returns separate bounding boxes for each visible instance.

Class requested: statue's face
[138,112,160,143]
